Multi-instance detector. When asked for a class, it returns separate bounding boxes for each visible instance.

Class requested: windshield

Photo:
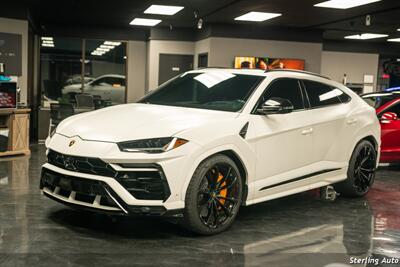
[139,72,264,112]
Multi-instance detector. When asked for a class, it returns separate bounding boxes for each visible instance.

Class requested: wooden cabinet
[0,108,30,157]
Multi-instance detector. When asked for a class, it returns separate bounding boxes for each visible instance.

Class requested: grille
[47,149,117,177]
[117,170,170,201]
[46,150,171,201]
[41,168,118,208]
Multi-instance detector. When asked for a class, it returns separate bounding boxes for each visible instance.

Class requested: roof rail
[196,66,231,70]
[196,66,264,71]
[264,69,331,80]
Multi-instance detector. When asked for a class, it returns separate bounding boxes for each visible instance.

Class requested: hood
[56,103,239,142]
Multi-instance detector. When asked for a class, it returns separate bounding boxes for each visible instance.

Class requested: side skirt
[244,167,346,206]
[259,168,341,191]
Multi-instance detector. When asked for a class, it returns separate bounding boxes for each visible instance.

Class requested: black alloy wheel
[182,154,243,235]
[353,145,376,194]
[335,140,377,197]
[197,163,241,229]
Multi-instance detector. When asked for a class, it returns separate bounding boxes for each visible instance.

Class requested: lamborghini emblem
[69,140,76,147]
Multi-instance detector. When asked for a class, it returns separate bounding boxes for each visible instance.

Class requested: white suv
[41,68,380,235]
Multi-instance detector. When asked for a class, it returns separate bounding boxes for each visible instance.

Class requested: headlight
[117,137,188,153]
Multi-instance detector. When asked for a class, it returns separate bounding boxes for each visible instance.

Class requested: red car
[362,92,400,163]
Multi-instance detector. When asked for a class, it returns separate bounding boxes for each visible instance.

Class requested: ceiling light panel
[235,12,282,22]
[344,33,388,40]
[144,5,184,15]
[104,41,121,46]
[129,18,162,26]
[314,0,381,9]
[100,45,114,49]
[388,38,400,42]
[96,48,110,52]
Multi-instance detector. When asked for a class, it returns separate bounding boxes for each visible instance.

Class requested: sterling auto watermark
[350,256,399,265]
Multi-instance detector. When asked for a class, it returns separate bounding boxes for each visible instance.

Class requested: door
[158,54,193,85]
[301,80,351,166]
[249,78,314,190]
[198,53,208,68]
[107,77,125,104]
[87,76,126,103]
[86,77,110,100]
[379,102,400,161]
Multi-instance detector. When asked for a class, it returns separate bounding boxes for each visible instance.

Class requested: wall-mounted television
[0,82,17,108]
[234,57,305,71]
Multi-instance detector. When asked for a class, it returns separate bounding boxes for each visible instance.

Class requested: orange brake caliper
[217,173,227,205]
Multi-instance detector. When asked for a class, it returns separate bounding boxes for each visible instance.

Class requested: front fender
[179,138,256,203]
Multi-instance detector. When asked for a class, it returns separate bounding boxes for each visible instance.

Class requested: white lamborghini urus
[41,68,380,235]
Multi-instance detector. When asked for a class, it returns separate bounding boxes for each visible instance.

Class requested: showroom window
[257,78,305,111]
[40,37,127,107]
[302,80,342,108]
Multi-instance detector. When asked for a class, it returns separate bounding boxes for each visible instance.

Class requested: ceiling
[2,0,400,43]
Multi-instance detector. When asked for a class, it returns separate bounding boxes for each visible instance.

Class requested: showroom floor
[0,145,399,267]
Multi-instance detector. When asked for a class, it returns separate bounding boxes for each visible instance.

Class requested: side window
[303,80,343,108]
[257,78,304,111]
[117,78,126,87]
[92,78,108,86]
[337,91,351,103]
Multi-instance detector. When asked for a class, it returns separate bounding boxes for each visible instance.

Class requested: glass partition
[40,38,127,108]
[84,39,126,105]
[40,37,83,107]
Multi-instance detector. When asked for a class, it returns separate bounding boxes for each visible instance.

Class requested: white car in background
[41,68,380,235]
[62,74,125,104]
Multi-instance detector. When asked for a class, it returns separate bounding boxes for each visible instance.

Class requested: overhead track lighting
[197,18,203,29]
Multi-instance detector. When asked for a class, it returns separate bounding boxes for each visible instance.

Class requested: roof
[189,68,330,80]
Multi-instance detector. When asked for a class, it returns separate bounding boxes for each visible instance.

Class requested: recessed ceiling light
[42,40,54,44]
[41,37,53,41]
[129,18,162,26]
[235,11,282,22]
[144,5,184,15]
[345,33,388,40]
[388,38,400,42]
[314,0,381,9]
[397,29,400,31]
[41,43,54,47]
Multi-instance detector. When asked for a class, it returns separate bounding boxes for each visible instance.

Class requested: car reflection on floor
[0,145,399,266]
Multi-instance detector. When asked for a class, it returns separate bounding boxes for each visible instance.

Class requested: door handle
[301,128,313,135]
[347,118,358,125]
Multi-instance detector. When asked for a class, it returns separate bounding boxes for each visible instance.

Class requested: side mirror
[257,97,294,115]
[380,112,397,122]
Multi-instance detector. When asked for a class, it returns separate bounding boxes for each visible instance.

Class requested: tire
[334,140,377,198]
[182,154,243,235]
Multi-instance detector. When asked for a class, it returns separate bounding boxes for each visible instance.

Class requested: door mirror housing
[380,112,398,122]
[257,97,294,115]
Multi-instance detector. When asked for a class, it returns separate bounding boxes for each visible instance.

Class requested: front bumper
[40,167,183,217]
[41,133,202,216]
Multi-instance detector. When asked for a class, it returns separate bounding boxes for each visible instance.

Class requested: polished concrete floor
[0,145,399,266]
